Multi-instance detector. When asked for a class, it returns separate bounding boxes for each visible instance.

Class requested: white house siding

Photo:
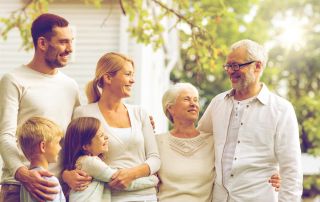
[0,0,177,178]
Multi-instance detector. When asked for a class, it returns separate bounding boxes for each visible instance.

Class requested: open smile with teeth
[59,53,69,59]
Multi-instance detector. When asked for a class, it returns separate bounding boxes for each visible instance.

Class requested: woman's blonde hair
[86,52,134,103]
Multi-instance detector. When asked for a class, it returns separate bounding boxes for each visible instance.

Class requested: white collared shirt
[222,97,255,187]
[198,84,303,202]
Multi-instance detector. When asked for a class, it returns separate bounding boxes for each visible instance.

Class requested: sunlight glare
[272,14,307,50]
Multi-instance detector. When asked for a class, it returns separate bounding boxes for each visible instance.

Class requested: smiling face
[83,126,108,156]
[225,47,258,91]
[168,88,200,123]
[108,61,135,98]
[43,26,73,68]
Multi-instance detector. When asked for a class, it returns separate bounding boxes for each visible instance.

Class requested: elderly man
[198,39,303,202]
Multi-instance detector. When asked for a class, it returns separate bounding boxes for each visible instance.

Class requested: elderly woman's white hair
[162,82,199,123]
[231,39,268,68]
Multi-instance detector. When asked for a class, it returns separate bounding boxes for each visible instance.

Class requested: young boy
[17,117,66,202]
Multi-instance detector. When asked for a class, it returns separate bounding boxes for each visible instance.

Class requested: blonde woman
[63,52,160,202]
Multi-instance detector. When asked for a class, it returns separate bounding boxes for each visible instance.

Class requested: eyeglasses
[223,61,256,71]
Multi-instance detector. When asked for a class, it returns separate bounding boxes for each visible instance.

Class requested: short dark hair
[31,13,69,48]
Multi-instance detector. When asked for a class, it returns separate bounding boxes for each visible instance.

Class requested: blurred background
[0,0,319,200]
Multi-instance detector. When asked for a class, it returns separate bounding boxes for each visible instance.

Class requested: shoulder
[212,90,231,102]
[267,91,294,112]
[76,156,102,168]
[0,66,25,84]
[126,104,145,113]
[73,103,99,118]
[155,132,169,142]
[126,104,149,120]
[199,132,214,144]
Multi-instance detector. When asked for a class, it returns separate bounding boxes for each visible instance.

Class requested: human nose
[189,100,198,107]
[66,42,73,53]
[130,75,135,84]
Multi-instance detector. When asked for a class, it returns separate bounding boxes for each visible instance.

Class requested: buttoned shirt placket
[222,96,256,192]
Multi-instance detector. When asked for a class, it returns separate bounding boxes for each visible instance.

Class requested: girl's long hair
[62,117,101,171]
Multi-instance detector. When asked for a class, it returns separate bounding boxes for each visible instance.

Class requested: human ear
[39,141,46,153]
[82,144,90,152]
[103,74,113,85]
[255,61,263,72]
[37,37,48,51]
[167,105,174,116]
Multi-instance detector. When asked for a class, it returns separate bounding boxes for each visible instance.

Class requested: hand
[269,174,281,191]
[62,169,92,191]
[109,168,136,190]
[15,166,58,202]
[149,116,155,131]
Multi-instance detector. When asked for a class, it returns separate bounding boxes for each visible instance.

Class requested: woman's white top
[73,103,160,199]
[156,132,215,202]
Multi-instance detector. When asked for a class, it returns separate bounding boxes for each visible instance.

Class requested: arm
[275,104,303,202]
[197,98,214,133]
[80,156,117,182]
[0,75,26,177]
[0,75,58,201]
[82,156,158,191]
[125,175,159,191]
[109,107,161,190]
[61,169,92,191]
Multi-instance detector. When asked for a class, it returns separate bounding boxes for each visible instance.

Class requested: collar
[225,83,270,105]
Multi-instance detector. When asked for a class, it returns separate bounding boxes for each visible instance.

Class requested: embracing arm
[80,156,117,182]
[197,98,214,133]
[275,104,303,202]
[81,156,158,191]
[109,107,161,190]
[0,75,59,201]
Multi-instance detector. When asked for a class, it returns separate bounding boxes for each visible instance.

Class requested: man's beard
[45,45,69,68]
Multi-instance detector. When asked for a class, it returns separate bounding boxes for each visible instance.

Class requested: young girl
[62,117,158,202]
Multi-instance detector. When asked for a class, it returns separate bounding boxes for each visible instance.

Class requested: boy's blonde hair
[17,117,63,160]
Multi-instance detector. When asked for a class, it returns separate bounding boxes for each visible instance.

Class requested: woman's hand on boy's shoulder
[15,166,58,202]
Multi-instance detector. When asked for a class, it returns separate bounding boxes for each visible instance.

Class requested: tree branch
[119,0,126,15]
[150,0,203,31]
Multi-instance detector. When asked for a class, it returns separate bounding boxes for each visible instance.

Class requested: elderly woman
[63,52,160,202]
[156,83,280,202]
[156,83,214,202]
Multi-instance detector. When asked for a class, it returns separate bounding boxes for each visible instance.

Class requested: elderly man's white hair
[231,39,268,68]
[162,82,199,123]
